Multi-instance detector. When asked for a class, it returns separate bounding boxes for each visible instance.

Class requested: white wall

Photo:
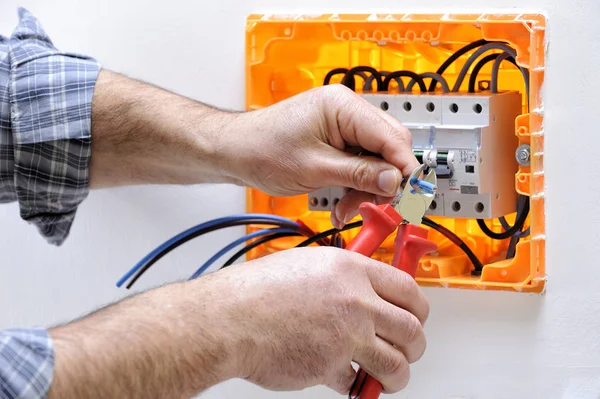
[1,1,599,398]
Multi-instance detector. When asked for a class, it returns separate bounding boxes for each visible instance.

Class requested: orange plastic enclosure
[244,13,546,293]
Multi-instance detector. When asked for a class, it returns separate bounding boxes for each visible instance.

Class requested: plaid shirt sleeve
[0,7,101,246]
[0,329,54,399]
[0,8,101,399]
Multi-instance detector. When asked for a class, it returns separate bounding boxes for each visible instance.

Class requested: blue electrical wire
[188,227,299,280]
[116,214,298,287]
[410,177,437,195]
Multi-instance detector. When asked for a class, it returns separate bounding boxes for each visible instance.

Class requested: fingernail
[330,205,341,228]
[335,206,344,226]
[378,169,401,195]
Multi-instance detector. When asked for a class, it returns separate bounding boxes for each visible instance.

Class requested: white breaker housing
[308,91,521,219]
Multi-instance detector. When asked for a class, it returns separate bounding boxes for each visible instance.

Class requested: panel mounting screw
[515,144,531,166]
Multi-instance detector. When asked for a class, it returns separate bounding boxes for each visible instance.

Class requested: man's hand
[89,73,418,230]
[224,247,428,394]
[48,247,428,398]
[222,85,419,229]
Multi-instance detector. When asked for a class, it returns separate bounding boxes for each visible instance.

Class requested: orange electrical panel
[244,13,546,293]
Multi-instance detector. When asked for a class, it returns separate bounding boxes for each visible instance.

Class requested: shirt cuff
[0,328,54,399]
[8,8,101,245]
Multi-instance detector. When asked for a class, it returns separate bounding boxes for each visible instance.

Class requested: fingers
[353,337,410,393]
[365,261,430,325]
[372,301,426,363]
[330,189,392,229]
[317,148,404,198]
[326,364,357,395]
[322,85,420,177]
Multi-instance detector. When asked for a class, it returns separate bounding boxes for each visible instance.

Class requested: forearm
[48,280,240,399]
[89,70,244,188]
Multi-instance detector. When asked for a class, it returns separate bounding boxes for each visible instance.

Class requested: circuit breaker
[310,91,522,220]
[244,12,546,293]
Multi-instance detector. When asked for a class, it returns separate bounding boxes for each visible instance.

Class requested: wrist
[190,108,250,187]
[158,280,241,387]
[208,109,263,189]
[213,107,288,192]
[181,273,259,382]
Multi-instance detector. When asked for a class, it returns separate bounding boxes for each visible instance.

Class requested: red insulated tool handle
[349,220,437,399]
[391,223,438,278]
[345,203,403,256]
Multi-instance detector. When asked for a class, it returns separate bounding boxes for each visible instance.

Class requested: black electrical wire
[506,235,519,259]
[295,217,484,274]
[363,71,405,92]
[341,66,382,92]
[479,214,528,242]
[296,221,364,247]
[453,43,523,92]
[222,226,353,270]
[500,195,531,239]
[501,221,530,238]
[382,71,426,92]
[468,53,519,93]
[421,217,484,274]
[348,369,369,399]
[430,39,490,91]
[323,68,349,85]
[324,68,370,86]
[330,233,340,247]
[331,233,344,248]
[125,219,300,289]
[464,46,531,249]
[505,221,529,260]
[406,72,450,93]
[490,52,524,94]
[476,197,530,240]
[220,231,304,269]
[334,233,344,248]
[504,224,530,259]
[504,195,531,259]
[479,58,530,243]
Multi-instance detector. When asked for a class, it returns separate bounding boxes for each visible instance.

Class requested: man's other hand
[210,247,429,394]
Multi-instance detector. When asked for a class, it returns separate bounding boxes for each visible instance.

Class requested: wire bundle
[326,66,449,94]
[117,212,486,289]
[117,214,303,289]
[323,39,529,97]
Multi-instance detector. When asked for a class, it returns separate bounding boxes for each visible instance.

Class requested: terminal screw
[515,144,531,166]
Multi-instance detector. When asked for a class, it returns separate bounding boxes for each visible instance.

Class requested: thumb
[320,150,403,197]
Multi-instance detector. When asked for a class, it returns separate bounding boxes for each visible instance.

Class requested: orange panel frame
[244,13,546,293]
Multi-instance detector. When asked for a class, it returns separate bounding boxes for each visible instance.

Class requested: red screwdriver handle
[349,221,437,399]
[345,203,403,256]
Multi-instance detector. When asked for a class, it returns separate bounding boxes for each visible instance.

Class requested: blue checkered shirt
[1,8,101,398]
